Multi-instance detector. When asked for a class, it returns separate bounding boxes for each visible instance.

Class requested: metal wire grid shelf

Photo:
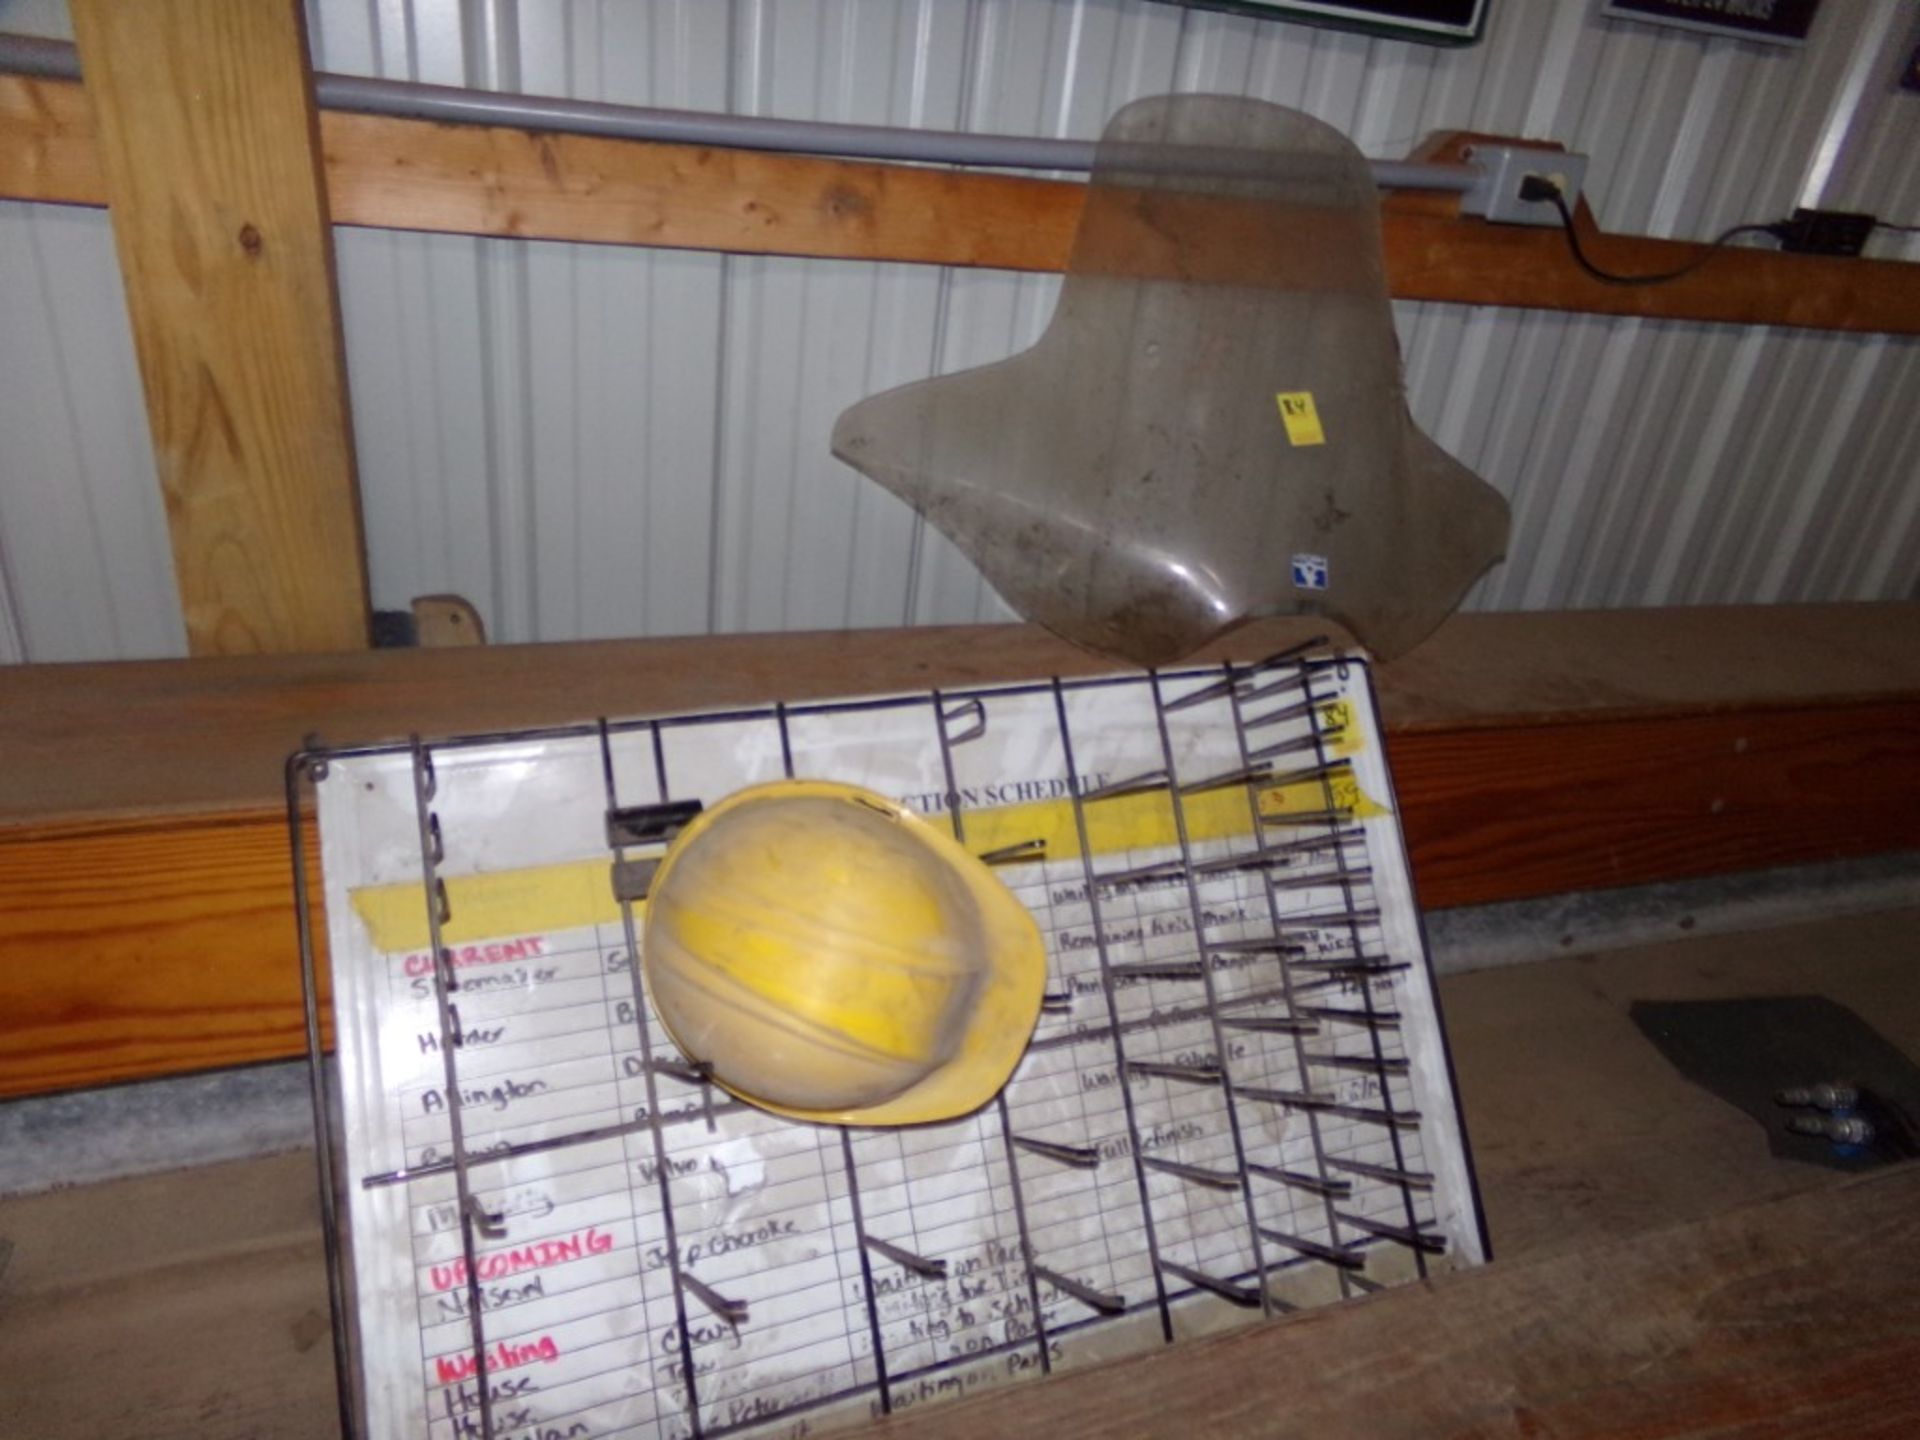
[290,646,1485,1440]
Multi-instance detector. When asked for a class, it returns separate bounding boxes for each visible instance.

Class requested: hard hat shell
[642,779,1047,1126]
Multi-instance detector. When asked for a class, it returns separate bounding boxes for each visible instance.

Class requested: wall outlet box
[1462,145,1590,227]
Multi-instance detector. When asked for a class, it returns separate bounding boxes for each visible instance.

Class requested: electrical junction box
[1461,145,1590,227]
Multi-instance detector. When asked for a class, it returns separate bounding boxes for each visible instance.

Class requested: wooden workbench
[3,909,1916,1437]
[3,604,1920,1098]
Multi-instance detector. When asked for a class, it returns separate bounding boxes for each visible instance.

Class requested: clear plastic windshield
[832,95,1508,664]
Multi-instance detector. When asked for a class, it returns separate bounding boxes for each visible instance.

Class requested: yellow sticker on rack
[1318,698,1358,756]
[1276,391,1326,447]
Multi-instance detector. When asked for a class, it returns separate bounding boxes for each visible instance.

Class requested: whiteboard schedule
[293,650,1486,1440]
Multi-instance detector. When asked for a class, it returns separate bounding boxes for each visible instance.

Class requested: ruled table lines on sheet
[301,653,1484,1440]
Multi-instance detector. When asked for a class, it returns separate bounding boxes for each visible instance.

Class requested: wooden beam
[2,607,1919,1098]
[875,1166,1920,1440]
[319,105,1085,274]
[6,71,1917,336]
[7,606,1918,825]
[0,809,329,1095]
[0,72,100,205]
[5,700,1915,1097]
[65,4,368,655]
[1395,698,1920,907]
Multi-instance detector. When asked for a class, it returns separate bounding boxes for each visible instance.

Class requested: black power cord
[1519,176,1920,284]
[1519,175,1779,285]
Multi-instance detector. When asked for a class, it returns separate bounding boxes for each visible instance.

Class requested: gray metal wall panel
[2,0,1916,660]
[0,199,183,661]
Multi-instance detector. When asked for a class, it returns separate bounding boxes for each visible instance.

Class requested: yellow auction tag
[1318,698,1357,756]
[1276,391,1326,446]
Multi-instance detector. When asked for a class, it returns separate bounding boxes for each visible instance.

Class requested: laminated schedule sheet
[305,653,1485,1440]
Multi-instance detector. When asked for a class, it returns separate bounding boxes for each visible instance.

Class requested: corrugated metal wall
[1,0,1916,660]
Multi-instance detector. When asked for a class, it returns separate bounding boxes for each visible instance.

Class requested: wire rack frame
[288,648,1482,1440]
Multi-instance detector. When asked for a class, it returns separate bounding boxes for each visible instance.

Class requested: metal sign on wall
[1602,0,1821,46]
[1153,0,1489,47]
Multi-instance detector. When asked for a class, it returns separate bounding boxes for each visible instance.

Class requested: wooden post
[8,73,1918,336]
[69,0,369,654]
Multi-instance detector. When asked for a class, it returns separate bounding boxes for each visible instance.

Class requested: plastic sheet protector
[306,650,1486,1440]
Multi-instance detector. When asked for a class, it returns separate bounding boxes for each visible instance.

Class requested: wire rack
[290,647,1484,1440]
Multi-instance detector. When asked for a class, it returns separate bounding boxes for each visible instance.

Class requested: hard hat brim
[643,779,1048,1128]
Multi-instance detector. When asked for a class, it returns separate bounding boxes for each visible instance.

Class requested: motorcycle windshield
[832,94,1508,664]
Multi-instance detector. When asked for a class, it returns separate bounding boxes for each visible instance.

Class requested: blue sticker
[1291,553,1329,591]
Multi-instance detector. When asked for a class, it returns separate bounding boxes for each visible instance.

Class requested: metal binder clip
[606,798,704,849]
[938,698,988,746]
[862,1234,948,1280]
[1143,1156,1242,1190]
[681,1271,750,1327]
[1240,695,1324,730]
[1266,865,1373,892]
[465,1193,508,1240]
[1160,1259,1261,1308]
[1127,1060,1223,1087]
[1109,958,1209,982]
[1252,637,1330,669]
[1305,1051,1410,1076]
[1258,1227,1363,1268]
[1223,1015,1321,1036]
[610,858,660,903]
[1161,674,1239,712]
[1204,938,1304,957]
[1247,730,1337,762]
[1239,1085,1338,1109]
[1247,1163,1351,1199]
[649,1057,715,1086]
[1097,858,1190,888]
[1327,1156,1433,1191]
[1300,1003,1402,1029]
[1034,1266,1125,1314]
[1261,808,1356,830]
[1011,1135,1103,1169]
[976,837,1048,865]
[1336,1211,1447,1255]
[1179,763,1274,796]
[1273,907,1383,931]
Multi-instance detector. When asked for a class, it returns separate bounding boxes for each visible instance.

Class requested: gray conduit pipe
[0,31,1477,191]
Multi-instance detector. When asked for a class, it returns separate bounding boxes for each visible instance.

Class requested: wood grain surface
[0,809,329,1096]
[876,1165,1920,1439]
[66,2,368,655]
[0,71,99,204]
[5,909,1918,1437]
[6,607,1918,826]
[7,71,1917,335]
[4,609,1919,1098]
[1395,699,1920,908]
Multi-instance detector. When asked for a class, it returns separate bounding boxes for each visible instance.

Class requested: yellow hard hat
[641,779,1046,1126]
